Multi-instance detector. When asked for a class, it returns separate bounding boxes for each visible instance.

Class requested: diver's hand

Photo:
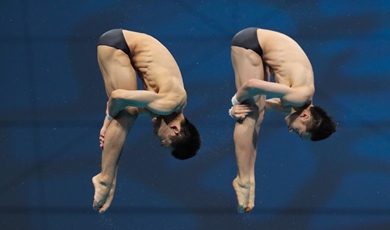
[229,104,252,120]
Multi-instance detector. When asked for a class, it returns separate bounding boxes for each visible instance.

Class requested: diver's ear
[170,126,180,134]
[299,110,311,121]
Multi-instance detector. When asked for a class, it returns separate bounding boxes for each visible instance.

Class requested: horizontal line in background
[0,120,389,129]
[0,34,382,43]
[0,35,231,43]
[0,120,100,128]
[1,207,390,215]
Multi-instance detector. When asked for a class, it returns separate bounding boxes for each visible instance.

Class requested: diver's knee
[123,107,138,116]
[116,108,139,122]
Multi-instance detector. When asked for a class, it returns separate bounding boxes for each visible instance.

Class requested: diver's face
[285,113,311,140]
[152,117,178,148]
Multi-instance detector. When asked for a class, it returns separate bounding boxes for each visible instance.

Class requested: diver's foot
[92,174,113,214]
[232,177,254,213]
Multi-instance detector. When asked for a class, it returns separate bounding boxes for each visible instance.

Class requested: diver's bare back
[122,30,186,99]
[257,29,315,91]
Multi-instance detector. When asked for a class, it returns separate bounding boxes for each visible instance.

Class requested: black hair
[170,118,201,160]
[308,106,337,141]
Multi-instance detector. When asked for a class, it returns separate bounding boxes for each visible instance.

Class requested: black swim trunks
[231,27,263,57]
[98,29,132,58]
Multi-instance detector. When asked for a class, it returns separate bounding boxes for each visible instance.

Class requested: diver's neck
[161,112,184,125]
[292,102,313,114]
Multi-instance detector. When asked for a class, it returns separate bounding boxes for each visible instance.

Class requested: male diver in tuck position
[92,29,201,214]
[229,27,337,213]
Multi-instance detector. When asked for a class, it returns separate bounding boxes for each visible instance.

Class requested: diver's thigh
[97,46,137,97]
[231,46,265,90]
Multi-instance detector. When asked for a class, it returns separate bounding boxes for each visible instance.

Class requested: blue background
[1,0,390,229]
